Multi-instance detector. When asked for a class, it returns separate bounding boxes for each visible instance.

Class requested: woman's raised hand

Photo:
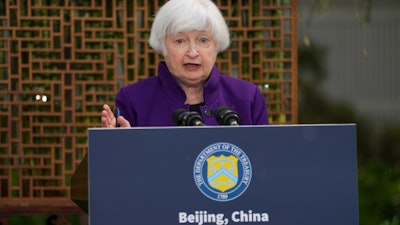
[101,104,131,128]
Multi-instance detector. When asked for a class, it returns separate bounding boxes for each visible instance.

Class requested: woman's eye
[198,36,211,46]
[199,37,209,43]
[175,38,185,44]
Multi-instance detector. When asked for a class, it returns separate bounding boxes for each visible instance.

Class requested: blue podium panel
[88,124,358,225]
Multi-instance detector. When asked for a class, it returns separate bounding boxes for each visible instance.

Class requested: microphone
[173,109,205,126]
[215,106,241,126]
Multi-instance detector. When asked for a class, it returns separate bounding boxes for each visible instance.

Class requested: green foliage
[359,162,400,225]
[298,43,400,225]
[380,217,400,225]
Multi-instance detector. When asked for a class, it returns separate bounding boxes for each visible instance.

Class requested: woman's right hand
[101,104,131,128]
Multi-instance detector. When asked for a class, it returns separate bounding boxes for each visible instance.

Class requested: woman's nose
[187,43,199,57]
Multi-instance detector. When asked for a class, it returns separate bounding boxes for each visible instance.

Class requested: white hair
[148,0,230,55]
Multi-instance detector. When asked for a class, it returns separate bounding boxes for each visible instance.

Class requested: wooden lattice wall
[0,0,297,215]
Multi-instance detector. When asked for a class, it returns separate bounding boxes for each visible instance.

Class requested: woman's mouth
[184,63,201,71]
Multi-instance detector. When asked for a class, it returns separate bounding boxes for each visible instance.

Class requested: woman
[101,0,268,127]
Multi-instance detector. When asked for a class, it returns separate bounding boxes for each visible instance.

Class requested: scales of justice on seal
[71,124,359,225]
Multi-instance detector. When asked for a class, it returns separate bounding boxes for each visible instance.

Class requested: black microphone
[173,109,205,126]
[215,106,241,126]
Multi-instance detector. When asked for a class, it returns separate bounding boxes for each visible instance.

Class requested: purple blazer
[116,62,268,126]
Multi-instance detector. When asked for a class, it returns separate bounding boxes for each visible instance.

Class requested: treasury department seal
[193,142,252,202]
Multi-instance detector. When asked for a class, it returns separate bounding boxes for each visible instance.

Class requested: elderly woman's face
[164,30,218,88]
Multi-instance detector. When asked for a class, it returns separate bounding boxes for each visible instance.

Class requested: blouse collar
[157,61,221,105]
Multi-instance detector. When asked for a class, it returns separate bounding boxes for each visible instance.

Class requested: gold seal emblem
[207,155,238,192]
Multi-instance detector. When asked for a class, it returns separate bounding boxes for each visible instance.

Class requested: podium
[71,124,359,225]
